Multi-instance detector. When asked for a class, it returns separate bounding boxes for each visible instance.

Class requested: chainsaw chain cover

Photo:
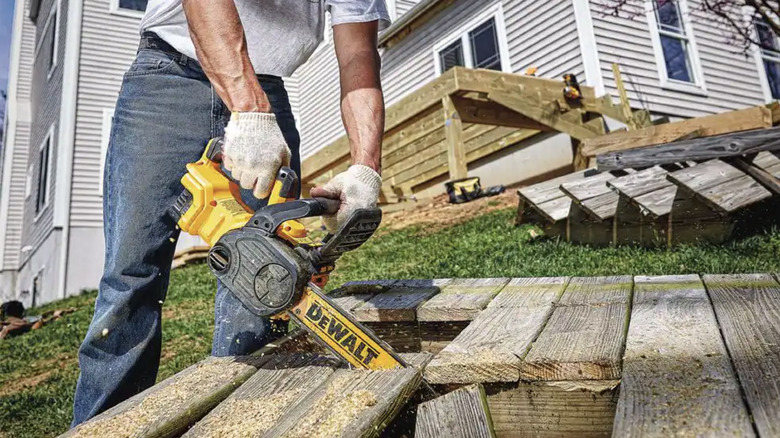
[208,228,313,317]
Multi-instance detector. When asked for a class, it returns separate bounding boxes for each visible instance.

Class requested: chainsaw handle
[314,197,341,216]
[249,197,341,234]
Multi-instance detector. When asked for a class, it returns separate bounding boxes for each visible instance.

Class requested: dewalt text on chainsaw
[168,138,406,370]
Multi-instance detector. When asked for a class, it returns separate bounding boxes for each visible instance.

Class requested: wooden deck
[65,275,780,437]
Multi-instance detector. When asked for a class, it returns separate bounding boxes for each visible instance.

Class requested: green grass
[3,206,780,437]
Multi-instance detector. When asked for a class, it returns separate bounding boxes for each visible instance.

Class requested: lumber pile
[517,127,780,246]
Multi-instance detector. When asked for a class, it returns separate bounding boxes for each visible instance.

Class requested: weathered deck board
[416,384,496,438]
[560,172,615,202]
[328,280,399,314]
[263,367,422,438]
[697,174,772,213]
[607,165,675,199]
[65,356,268,438]
[518,170,592,206]
[704,273,780,438]
[182,354,338,437]
[535,195,573,222]
[580,191,620,220]
[633,185,677,218]
[417,278,510,321]
[613,275,754,437]
[521,276,632,380]
[667,159,743,193]
[352,279,448,322]
[425,278,566,384]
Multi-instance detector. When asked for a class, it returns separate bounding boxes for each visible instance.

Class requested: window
[35,3,59,78]
[756,19,780,100]
[35,130,53,217]
[99,109,115,196]
[110,0,148,17]
[647,0,705,91]
[433,7,510,75]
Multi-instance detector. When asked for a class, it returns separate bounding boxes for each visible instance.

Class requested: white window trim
[109,0,146,19]
[33,0,61,81]
[33,124,56,222]
[25,165,33,199]
[645,0,707,95]
[432,3,512,75]
[99,108,115,196]
[751,17,780,103]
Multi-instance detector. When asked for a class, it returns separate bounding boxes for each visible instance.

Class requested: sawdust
[70,358,254,438]
[380,192,516,233]
[283,373,378,438]
[187,386,308,437]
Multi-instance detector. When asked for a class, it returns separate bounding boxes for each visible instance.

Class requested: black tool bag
[445,177,484,204]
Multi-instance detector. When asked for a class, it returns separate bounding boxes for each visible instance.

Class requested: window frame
[99,108,115,196]
[109,0,148,19]
[432,4,512,76]
[753,18,780,102]
[645,0,707,94]
[33,125,55,222]
[33,0,60,81]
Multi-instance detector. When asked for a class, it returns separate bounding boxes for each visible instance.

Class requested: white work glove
[310,165,382,233]
[223,112,291,199]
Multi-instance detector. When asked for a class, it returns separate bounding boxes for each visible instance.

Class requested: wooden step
[416,384,495,438]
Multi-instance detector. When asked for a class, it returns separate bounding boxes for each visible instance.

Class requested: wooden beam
[488,92,601,141]
[598,125,780,171]
[587,106,773,161]
[450,95,551,131]
[703,273,780,438]
[727,157,780,195]
[417,278,510,322]
[443,95,468,180]
[613,276,754,437]
[612,63,636,129]
[416,384,496,438]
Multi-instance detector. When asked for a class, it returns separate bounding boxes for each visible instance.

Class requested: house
[1,0,776,306]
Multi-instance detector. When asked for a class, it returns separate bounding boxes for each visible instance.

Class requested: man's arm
[311,21,384,232]
[181,0,269,112]
[334,21,384,173]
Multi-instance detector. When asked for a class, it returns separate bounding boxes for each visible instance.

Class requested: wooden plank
[488,92,600,141]
[352,280,446,322]
[696,174,772,213]
[65,356,268,438]
[612,63,636,129]
[417,278,510,322]
[560,172,615,202]
[425,278,566,384]
[182,354,338,438]
[613,275,754,438]
[752,150,780,171]
[520,276,631,380]
[580,191,619,221]
[729,156,780,195]
[263,366,422,438]
[632,185,677,218]
[534,196,573,223]
[667,159,744,193]
[486,380,619,438]
[703,273,780,438]
[451,95,551,131]
[597,125,780,170]
[518,170,591,206]
[328,280,398,314]
[566,202,614,246]
[416,384,496,438]
[487,277,568,309]
[607,165,674,199]
[583,106,773,157]
[443,95,467,180]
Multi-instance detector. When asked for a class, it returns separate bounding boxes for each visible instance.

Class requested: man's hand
[310,165,381,233]
[223,112,291,198]
[317,21,384,231]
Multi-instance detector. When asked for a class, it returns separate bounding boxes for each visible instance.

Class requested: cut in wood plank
[416,384,496,438]
[182,354,338,438]
[667,159,744,193]
[398,352,434,369]
[488,277,568,309]
[352,279,447,322]
[521,276,632,380]
[486,380,619,438]
[560,172,615,202]
[703,273,780,438]
[263,366,422,438]
[580,191,619,220]
[417,278,510,322]
[607,165,674,199]
[633,185,677,218]
[582,106,772,157]
[426,278,566,384]
[613,275,755,438]
[518,170,592,206]
[328,280,399,314]
[65,356,268,438]
[534,196,572,223]
[597,125,780,170]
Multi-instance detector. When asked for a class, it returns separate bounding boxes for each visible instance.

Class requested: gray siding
[2,0,37,270]
[71,0,141,227]
[21,0,67,265]
[504,0,583,80]
[396,0,420,16]
[590,0,765,118]
[297,39,342,159]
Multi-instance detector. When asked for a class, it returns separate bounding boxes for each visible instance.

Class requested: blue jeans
[71,44,300,426]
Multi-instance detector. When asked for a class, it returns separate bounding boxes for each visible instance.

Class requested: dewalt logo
[305,302,380,366]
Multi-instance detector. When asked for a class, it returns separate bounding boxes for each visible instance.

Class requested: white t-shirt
[139,0,391,77]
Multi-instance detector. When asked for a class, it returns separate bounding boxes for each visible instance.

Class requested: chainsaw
[168,138,406,370]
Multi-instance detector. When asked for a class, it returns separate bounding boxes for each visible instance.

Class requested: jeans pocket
[125,49,178,77]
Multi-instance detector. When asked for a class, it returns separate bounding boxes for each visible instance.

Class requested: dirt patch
[0,370,54,397]
[381,191,517,233]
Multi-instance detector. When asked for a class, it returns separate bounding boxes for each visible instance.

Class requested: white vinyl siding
[396,0,420,16]
[70,0,142,227]
[98,108,114,196]
[590,0,764,118]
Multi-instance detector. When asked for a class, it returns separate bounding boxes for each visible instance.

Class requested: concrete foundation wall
[65,227,104,296]
[17,229,61,308]
[0,271,17,303]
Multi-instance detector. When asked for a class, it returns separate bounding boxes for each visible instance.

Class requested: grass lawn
[2,207,780,437]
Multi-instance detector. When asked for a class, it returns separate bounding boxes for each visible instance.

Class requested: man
[72,0,389,426]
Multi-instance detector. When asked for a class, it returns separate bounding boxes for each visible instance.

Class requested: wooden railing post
[442,95,467,180]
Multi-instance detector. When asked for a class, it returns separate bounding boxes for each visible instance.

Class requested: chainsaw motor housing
[208,227,314,317]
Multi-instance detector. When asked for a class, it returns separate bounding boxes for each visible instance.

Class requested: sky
[0,0,14,96]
